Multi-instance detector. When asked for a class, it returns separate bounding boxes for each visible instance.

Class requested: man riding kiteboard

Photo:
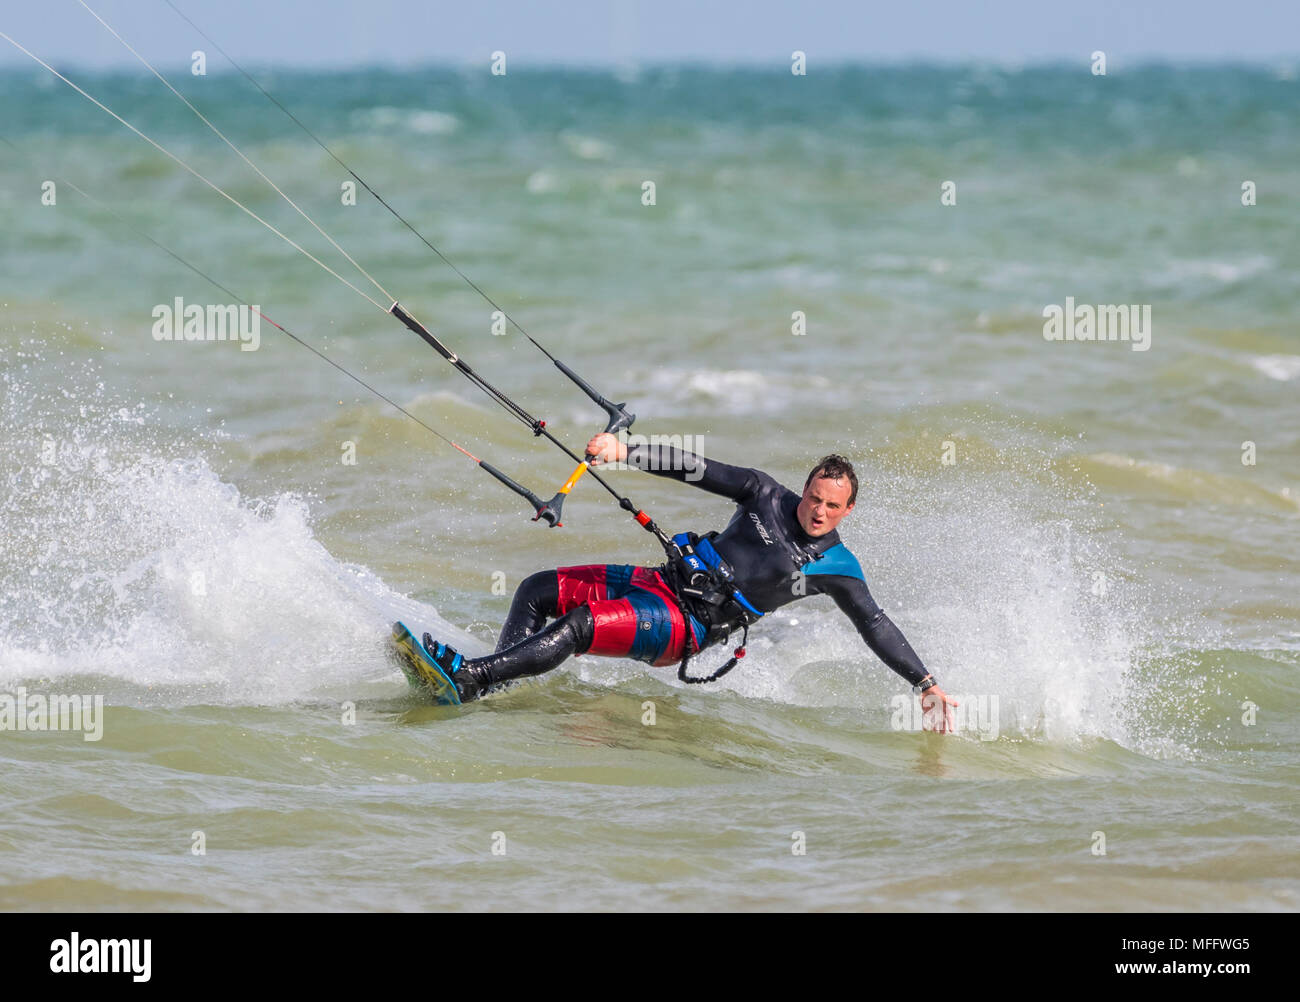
[418,435,957,731]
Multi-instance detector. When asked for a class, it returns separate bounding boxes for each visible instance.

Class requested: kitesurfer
[423,439,957,730]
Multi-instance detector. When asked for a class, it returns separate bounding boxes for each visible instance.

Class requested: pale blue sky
[2,0,1298,70]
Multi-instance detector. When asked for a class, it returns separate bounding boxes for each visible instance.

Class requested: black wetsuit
[456,444,931,692]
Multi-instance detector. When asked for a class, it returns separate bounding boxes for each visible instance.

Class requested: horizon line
[2,54,1299,76]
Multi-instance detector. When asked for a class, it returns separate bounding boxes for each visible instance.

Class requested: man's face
[796,475,855,537]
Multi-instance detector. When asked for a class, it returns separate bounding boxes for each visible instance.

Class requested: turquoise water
[1,62,1298,910]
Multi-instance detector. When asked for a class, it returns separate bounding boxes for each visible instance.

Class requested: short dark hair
[804,454,858,506]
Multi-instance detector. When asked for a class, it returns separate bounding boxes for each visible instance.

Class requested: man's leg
[495,570,560,651]
[424,564,700,701]
[426,565,602,700]
[452,606,596,699]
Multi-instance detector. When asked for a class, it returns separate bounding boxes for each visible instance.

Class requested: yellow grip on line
[558,461,590,496]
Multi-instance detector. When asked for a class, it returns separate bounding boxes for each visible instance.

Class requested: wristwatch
[912,675,936,695]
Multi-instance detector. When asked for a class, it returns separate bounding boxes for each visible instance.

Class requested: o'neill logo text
[1042,297,1151,352]
[152,297,261,351]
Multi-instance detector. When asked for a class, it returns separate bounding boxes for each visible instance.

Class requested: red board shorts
[556,564,706,668]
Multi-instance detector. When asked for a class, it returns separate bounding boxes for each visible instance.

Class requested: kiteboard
[390,621,462,705]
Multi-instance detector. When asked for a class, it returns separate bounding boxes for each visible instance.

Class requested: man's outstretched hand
[586,432,627,465]
[921,685,959,734]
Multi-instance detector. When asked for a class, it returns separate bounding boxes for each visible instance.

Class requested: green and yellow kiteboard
[390,621,463,705]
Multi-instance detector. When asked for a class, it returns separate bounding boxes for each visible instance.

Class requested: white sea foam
[0,363,479,704]
[350,106,459,135]
[640,367,836,415]
[1153,255,1274,287]
[1251,354,1300,381]
[560,131,614,160]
